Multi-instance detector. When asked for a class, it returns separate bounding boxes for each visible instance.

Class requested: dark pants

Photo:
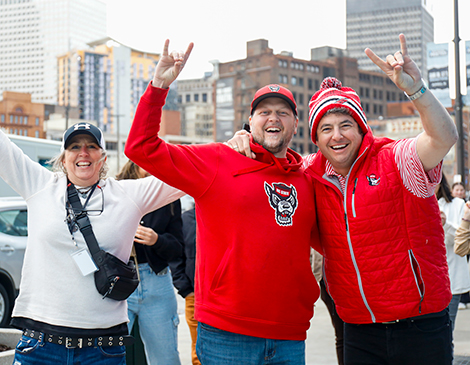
[343,311,452,365]
[320,279,344,365]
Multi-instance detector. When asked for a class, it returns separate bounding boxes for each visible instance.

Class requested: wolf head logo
[264,182,298,226]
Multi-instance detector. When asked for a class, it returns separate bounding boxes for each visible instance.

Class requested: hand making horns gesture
[365,33,423,96]
[152,39,194,89]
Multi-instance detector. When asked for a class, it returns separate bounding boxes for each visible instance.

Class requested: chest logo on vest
[264,182,298,226]
[366,174,381,186]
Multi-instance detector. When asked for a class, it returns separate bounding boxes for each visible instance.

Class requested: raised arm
[152,39,193,89]
[365,34,458,172]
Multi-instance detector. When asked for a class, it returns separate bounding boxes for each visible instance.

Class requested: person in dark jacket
[170,204,200,365]
[117,160,184,365]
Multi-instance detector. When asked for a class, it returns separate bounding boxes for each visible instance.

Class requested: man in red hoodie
[125,40,320,365]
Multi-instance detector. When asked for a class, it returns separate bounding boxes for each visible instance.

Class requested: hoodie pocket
[210,247,234,293]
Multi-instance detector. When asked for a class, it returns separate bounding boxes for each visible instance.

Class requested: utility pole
[454,0,466,181]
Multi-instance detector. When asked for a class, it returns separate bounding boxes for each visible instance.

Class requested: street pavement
[175,293,470,365]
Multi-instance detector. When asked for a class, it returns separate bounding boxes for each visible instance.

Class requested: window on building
[194,94,199,102]
[299,126,304,137]
[186,94,190,102]
[308,79,313,90]
[298,93,304,105]
[202,93,207,102]
[0,115,4,123]
[15,116,18,124]
[299,78,304,87]
[291,76,297,86]
[35,117,39,125]
[35,131,39,138]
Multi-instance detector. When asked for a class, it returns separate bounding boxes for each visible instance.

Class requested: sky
[104,0,470,80]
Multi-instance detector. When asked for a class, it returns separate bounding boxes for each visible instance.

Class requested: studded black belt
[23,329,134,349]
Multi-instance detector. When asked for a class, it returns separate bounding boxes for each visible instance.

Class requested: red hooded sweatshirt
[125,84,320,340]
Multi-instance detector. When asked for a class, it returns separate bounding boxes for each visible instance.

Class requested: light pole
[453,0,466,182]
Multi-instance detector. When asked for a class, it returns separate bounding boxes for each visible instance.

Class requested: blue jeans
[13,335,125,365]
[127,263,181,365]
[343,310,452,365]
[196,322,305,365]
[448,294,461,331]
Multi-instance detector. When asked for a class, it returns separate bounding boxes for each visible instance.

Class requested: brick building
[0,91,45,138]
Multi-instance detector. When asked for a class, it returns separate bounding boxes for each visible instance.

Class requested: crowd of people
[1,32,468,365]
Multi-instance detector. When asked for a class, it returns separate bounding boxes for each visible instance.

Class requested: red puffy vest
[306,132,451,323]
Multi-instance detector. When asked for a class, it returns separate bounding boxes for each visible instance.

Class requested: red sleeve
[125,83,219,198]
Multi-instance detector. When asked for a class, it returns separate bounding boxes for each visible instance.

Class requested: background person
[116,160,184,365]
[125,39,321,365]
[170,203,201,365]
[311,250,344,365]
[455,201,470,257]
[436,174,470,332]
[452,182,467,201]
[451,181,470,310]
[0,123,183,365]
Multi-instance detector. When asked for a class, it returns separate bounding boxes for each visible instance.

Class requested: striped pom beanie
[308,77,368,143]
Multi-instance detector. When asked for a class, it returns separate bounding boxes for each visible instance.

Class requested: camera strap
[66,182,101,257]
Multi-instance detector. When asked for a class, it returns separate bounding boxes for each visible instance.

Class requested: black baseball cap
[62,123,105,151]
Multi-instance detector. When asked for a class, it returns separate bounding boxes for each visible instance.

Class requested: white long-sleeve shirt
[438,196,470,295]
[0,130,185,329]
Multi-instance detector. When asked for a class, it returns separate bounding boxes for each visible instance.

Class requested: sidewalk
[176,294,470,365]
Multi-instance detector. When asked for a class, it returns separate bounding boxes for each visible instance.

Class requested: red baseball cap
[250,84,297,116]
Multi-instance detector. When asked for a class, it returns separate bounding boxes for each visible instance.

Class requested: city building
[58,38,160,134]
[346,0,433,80]
[0,0,107,104]
[177,72,216,143]
[57,38,160,170]
[0,91,45,138]
[216,39,404,155]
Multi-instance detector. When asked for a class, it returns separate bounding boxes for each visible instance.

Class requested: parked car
[0,197,27,327]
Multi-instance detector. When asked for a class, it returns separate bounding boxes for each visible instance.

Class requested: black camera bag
[67,183,139,300]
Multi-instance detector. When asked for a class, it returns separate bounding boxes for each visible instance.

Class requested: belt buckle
[65,337,83,349]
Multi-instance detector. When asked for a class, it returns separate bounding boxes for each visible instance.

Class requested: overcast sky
[104,0,470,80]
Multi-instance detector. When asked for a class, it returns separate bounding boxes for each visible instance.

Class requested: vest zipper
[343,148,375,322]
[408,249,425,313]
[352,178,358,218]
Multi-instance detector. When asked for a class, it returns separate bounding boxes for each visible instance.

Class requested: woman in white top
[436,174,470,331]
[0,123,184,365]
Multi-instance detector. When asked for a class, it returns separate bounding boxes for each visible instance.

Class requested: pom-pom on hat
[250,84,297,116]
[308,77,368,143]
